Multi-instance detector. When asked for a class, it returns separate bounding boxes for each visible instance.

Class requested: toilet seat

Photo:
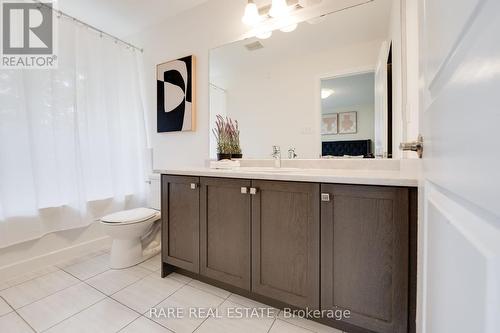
[101,207,160,226]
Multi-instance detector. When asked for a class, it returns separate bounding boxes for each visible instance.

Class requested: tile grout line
[85,266,157,297]
[12,308,37,333]
[186,281,233,300]
[0,250,110,291]
[266,317,278,333]
[8,275,82,312]
[107,270,189,313]
[139,283,190,316]
[84,282,147,319]
[136,283,192,332]
[8,254,112,309]
[32,269,112,332]
[117,315,176,333]
[38,296,109,332]
[54,250,109,272]
[191,292,231,333]
[0,295,13,318]
[3,255,163,332]
[279,316,336,333]
[137,282,230,333]
[59,267,111,282]
[3,254,333,333]
[91,271,192,326]
[58,260,112,282]
[0,270,54,293]
[0,294,41,333]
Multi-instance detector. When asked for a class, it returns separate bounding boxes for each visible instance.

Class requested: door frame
[314,66,376,157]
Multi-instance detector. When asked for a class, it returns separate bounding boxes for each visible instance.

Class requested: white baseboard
[0,236,111,283]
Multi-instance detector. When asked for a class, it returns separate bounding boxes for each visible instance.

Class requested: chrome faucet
[272,145,281,168]
[288,147,297,159]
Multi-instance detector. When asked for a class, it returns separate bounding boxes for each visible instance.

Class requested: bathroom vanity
[159,166,417,333]
[159,1,419,331]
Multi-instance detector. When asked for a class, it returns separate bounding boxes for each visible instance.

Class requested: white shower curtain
[0,19,148,248]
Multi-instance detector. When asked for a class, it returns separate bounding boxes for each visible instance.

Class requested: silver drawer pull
[321,193,330,202]
[241,187,248,194]
[190,183,198,190]
[250,187,258,195]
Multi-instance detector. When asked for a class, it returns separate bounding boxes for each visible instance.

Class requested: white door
[418,0,500,332]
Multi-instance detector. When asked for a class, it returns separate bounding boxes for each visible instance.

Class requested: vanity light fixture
[243,0,323,38]
[321,88,335,99]
[256,30,273,39]
[242,0,261,26]
[280,23,298,32]
[269,0,290,18]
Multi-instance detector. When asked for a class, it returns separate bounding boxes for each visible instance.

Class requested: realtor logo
[1,0,57,68]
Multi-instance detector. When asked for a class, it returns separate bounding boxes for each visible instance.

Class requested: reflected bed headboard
[322,140,372,157]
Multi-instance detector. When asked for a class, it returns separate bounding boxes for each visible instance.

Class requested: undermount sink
[236,167,302,173]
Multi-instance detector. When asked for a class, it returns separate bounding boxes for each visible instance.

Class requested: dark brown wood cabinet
[251,180,320,309]
[161,175,200,273]
[161,174,416,333]
[320,184,410,333]
[200,177,252,290]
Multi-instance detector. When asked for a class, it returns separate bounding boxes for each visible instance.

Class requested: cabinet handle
[190,183,198,190]
[250,187,258,195]
[241,187,248,194]
[321,193,330,202]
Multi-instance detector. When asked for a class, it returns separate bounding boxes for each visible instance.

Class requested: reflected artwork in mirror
[210,0,403,159]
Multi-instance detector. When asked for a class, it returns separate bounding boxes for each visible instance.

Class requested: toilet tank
[147,174,161,210]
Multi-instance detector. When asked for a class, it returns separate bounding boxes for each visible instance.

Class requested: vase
[217,153,232,161]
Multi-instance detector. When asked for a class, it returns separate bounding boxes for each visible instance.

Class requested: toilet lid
[101,208,160,224]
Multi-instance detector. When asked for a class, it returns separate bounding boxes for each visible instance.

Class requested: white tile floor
[0,251,344,333]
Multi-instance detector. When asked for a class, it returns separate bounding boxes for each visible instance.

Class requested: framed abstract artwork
[157,55,196,132]
[339,111,357,134]
[321,113,338,135]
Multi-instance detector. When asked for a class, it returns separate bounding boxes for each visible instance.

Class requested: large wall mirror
[210,0,404,159]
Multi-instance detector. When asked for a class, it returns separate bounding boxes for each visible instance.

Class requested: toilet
[100,175,161,269]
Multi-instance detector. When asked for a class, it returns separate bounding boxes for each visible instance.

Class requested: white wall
[128,0,399,166]
[129,0,248,169]
[322,104,375,146]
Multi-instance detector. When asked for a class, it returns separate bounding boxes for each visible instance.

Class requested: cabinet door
[200,177,252,290]
[321,184,409,333]
[161,175,200,273]
[251,180,320,309]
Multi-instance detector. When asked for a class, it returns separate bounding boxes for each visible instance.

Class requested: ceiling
[321,72,375,110]
[58,0,209,38]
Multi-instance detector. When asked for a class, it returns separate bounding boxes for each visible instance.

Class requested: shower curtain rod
[33,0,144,53]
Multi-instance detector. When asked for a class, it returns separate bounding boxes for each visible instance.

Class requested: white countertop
[156,167,418,187]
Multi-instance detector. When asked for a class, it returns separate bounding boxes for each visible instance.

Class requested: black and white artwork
[157,55,195,132]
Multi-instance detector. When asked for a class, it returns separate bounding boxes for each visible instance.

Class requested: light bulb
[242,0,261,26]
[280,23,298,32]
[256,30,273,40]
[298,0,323,8]
[269,0,289,18]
